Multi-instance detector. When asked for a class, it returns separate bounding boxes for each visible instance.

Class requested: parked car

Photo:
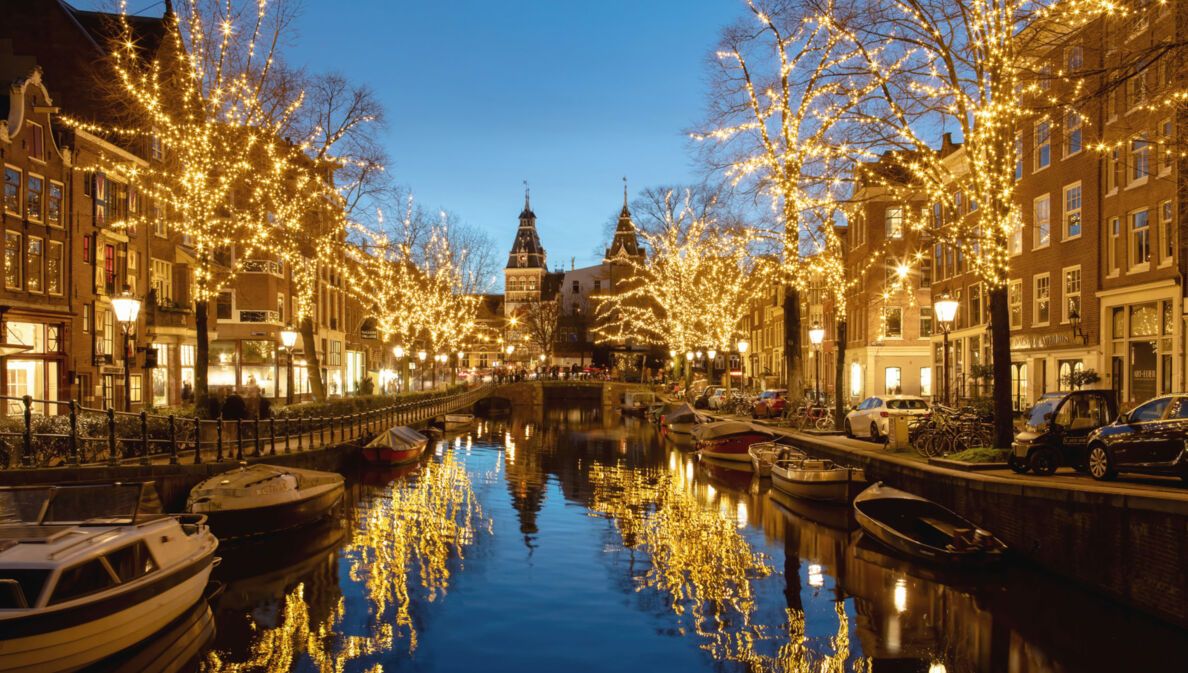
[1009,389,1117,475]
[752,389,789,419]
[695,386,725,410]
[1084,394,1188,482]
[706,388,730,410]
[845,395,930,441]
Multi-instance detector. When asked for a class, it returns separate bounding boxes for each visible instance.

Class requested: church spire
[606,180,644,263]
[524,179,530,211]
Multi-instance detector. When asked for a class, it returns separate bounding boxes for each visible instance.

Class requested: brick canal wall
[786,433,1188,631]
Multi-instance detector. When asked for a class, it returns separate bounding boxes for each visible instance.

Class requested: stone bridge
[491,380,652,407]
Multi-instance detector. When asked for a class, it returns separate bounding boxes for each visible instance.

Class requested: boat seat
[915,516,974,549]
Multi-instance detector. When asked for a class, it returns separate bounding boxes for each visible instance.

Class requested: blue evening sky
[106,0,748,289]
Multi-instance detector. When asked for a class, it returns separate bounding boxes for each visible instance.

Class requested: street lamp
[281,326,298,404]
[111,291,141,411]
[934,292,960,406]
[737,340,749,390]
[809,322,825,407]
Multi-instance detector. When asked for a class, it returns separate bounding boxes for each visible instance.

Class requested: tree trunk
[300,316,327,401]
[195,299,211,417]
[988,285,1013,448]
[783,286,803,400]
[834,320,847,431]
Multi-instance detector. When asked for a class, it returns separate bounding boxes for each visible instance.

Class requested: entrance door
[1130,341,1158,403]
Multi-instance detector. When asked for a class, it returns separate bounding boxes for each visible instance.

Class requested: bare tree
[518,296,562,362]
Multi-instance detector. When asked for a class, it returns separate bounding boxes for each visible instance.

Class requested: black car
[1084,394,1188,482]
[1010,389,1117,475]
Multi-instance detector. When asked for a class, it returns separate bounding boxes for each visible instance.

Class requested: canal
[100,402,1188,672]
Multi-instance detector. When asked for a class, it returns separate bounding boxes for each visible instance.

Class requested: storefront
[1099,281,1181,407]
[4,319,66,414]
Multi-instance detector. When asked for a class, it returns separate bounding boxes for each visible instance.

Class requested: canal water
[99,402,1188,672]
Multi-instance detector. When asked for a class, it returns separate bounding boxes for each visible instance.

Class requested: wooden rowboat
[770,456,866,503]
[747,441,804,477]
[363,426,429,465]
[852,482,1007,566]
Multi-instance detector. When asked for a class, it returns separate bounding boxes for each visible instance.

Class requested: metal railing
[0,384,492,470]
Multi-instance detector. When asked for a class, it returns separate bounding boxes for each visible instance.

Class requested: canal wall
[491,381,651,407]
[786,432,1188,632]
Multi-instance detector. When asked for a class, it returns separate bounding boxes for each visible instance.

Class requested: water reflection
[190,402,1188,672]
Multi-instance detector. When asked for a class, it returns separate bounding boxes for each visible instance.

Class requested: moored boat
[621,391,659,416]
[186,464,344,540]
[661,403,707,435]
[853,482,1007,566]
[770,456,866,503]
[363,426,429,465]
[694,420,774,462]
[443,413,475,429]
[0,483,217,673]
[747,441,804,477]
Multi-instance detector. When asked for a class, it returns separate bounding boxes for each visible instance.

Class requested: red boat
[693,421,774,462]
[363,426,429,465]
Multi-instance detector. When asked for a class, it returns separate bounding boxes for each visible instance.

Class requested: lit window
[885,367,902,395]
[1064,267,1081,321]
[1064,184,1081,239]
[1034,275,1050,325]
[46,241,62,295]
[885,207,904,239]
[1108,217,1120,273]
[1015,135,1023,180]
[1034,195,1050,248]
[883,307,902,338]
[46,182,62,226]
[25,175,42,220]
[1035,121,1051,169]
[26,237,42,293]
[1009,280,1022,329]
[1131,135,1150,182]
[5,231,21,290]
[1065,110,1082,156]
[1130,209,1150,267]
[3,167,20,213]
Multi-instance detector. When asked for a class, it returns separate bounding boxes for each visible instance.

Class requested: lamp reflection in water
[203,453,489,670]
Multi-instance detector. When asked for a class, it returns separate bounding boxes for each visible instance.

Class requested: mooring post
[67,400,79,467]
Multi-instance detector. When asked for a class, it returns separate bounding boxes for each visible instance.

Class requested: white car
[845,395,931,441]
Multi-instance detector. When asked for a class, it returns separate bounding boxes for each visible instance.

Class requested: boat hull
[853,483,1006,567]
[698,431,771,461]
[0,548,215,673]
[362,442,426,465]
[200,483,344,540]
[771,467,863,504]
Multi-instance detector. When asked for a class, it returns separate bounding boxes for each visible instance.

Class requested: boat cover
[663,403,703,425]
[694,421,773,441]
[367,425,429,450]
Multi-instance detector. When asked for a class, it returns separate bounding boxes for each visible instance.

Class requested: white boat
[771,457,867,503]
[621,391,659,416]
[443,413,475,429]
[0,483,217,673]
[186,464,344,540]
[747,441,805,477]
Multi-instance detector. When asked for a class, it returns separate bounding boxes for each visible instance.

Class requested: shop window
[885,367,902,395]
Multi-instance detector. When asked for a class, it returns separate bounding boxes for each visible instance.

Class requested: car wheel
[1007,453,1030,474]
[869,422,881,443]
[844,419,854,438]
[1087,444,1116,481]
[1030,447,1060,476]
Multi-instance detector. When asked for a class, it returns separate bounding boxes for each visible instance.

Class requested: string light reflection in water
[190,404,1188,673]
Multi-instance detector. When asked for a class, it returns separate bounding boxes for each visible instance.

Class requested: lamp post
[809,322,825,407]
[934,292,960,406]
[393,345,406,394]
[417,350,426,390]
[280,326,298,404]
[456,351,465,386]
[668,349,677,384]
[111,291,141,412]
[707,348,717,389]
[737,340,749,391]
[684,351,694,398]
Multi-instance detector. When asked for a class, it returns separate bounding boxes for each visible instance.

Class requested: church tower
[504,183,548,317]
[604,179,646,293]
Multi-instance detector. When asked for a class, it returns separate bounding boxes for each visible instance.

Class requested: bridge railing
[0,385,492,470]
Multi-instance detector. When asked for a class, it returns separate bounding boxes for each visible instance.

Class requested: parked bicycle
[911,405,993,458]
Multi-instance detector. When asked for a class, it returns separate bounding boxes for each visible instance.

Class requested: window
[1034,195,1050,248]
[1009,218,1022,255]
[1015,134,1023,180]
[150,132,163,161]
[82,305,90,333]
[152,201,166,237]
[1130,135,1150,182]
[1067,45,1083,71]
[93,173,106,227]
[885,207,904,239]
[1035,121,1050,169]
[920,254,932,288]
[277,294,285,323]
[1063,267,1081,322]
[26,237,42,293]
[46,182,62,226]
[1126,70,1149,110]
[1107,148,1120,192]
[5,232,20,290]
[151,259,172,303]
[1009,279,1023,328]
[1065,110,1082,156]
[1160,119,1173,173]
[25,175,42,220]
[1064,183,1081,239]
[82,235,91,264]
[102,310,113,358]
[328,340,342,367]
[103,245,115,294]
[1131,397,1170,423]
[126,251,138,295]
[1109,217,1120,273]
[1130,209,1151,267]
[884,367,902,395]
[216,292,233,320]
[920,367,932,397]
[46,242,61,295]
[572,280,580,294]
[593,280,601,292]
[1034,274,1050,325]
[49,560,117,605]
[105,542,157,583]
[28,122,44,160]
[883,307,902,338]
[968,283,982,325]
[129,375,141,403]
[4,167,19,213]
[1161,200,1174,263]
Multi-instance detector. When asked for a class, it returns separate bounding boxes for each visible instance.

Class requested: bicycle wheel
[816,413,833,431]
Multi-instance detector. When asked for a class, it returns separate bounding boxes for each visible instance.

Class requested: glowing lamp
[417,350,426,361]
[737,340,749,354]
[280,327,298,349]
[809,323,824,346]
[934,293,959,324]
[111,292,141,328]
[707,349,717,360]
[393,345,405,358]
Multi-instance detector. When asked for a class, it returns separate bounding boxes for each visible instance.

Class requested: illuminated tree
[65,0,304,408]
[692,0,896,398]
[845,0,1134,446]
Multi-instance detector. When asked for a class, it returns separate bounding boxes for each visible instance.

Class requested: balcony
[238,309,280,324]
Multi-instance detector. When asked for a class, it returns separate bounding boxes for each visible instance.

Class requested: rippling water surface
[111,402,1188,672]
